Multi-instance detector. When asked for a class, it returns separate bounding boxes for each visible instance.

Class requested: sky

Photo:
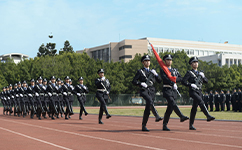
[0,0,242,58]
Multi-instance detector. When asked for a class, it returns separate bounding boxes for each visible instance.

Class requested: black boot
[189,112,196,130]
[79,109,83,120]
[142,113,149,132]
[3,107,6,115]
[163,113,170,131]
[173,105,189,122]
[150,105,163,122]
[65,115,69,120]
[103,105,111,119]
[200,104,215,121]
[99,119,103,124]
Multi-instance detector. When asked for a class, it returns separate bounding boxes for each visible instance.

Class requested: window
[185,49,189,55]
[119,45,132,50]
[200,50,204,56]
[194,50,199,55]
[218,60,221,67]
[234,59,237,64]
[226,59,229,65]
[159,47,163,53]
[230,59,233,65]
[190,49,194,55]
[170,48,174,53]
[119,55,132,60]
[164,47,169,52]
[238,59,241,64]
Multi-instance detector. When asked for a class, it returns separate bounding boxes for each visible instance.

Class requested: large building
[76,37,242,64]
[0,53,29,64]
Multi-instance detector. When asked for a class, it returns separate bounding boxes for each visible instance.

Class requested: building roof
[0,53,29,58]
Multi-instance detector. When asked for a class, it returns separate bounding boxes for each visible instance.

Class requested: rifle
[101,82,112,102]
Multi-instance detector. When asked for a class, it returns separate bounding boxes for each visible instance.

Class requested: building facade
[76,37,242,64]
[0,53,29,64]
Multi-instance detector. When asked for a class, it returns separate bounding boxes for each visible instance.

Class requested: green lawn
[74,107,242,121]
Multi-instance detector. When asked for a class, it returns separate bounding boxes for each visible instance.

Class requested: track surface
[0,108,242,150]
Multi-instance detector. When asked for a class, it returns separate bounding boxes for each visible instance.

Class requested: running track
[0,108,242,150]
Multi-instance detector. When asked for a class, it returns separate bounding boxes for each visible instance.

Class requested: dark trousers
[220,101,225,111]
[190,91,208,126]
[215,101,220,111]
[225,101,230,111]
[78,96,87,118]
[209,101,213,111]
[96,91,109,121]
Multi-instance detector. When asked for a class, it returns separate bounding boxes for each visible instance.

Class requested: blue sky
[0,0,241,58]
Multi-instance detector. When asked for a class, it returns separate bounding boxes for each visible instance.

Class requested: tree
[37,43,57,57]
[59,40,74,54]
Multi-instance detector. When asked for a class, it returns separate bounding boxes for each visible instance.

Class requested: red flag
[148,40,177,83]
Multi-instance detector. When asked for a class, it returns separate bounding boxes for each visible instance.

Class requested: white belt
[163,85,172,88]
[97,89,105,92]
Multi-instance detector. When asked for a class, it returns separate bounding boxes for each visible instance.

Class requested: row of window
[91,48,109,62]
[148,46,242,56]
[226,59,242,65]
[119,45,132,51]
[119,55,132,60]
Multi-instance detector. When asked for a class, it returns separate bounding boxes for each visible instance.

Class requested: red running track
[0,108,242,150]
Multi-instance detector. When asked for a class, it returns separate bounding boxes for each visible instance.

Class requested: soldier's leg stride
[150,104,163,122]
[98,106,104,124]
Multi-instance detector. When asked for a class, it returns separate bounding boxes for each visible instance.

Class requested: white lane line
[0,118,165,150]
[131,133,242,149]
[0,126,72,150]
[10,118,242,149]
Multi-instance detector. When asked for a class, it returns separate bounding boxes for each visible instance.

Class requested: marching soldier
[95,69,112,124]
[68,79,75,119]
[231,89,239,112]
[203,92,209,109]
[208,90,214,111]
[13,84,19,116]
[182,57,215,130]
[220,90,226,111]
[27,79,37,119]
[18,81,28,118]
[74,77,89,120]
[214,91,220,111]
[46,76,59,120]
[132,55,163,131]
[160,54,188,131]
[6,86,14,115]
[56,78,64,118]
[238,88,242,112]
[34,77,47,119]
[1,87,7,115]
[62,76,74,120]
[43,78,50,118]
[225,90,231,111]
[17,82,23,116]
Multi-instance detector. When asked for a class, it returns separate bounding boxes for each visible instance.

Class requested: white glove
[35,93,39,96]
[141,82,148,88]
[28,94,32,97]
[63,92,67,96]
[16,94,19,97]
[106,91,109,94]
[199,72,205,78]
[77,93,81,96]
[4,97,7,100]
[48,93,52,97]
[173,83,178,90]
[101,77,105,81]
[7,97,10,100]
[20,94,23,97]
[151,69,158,76]
[11,96,14,99]
[191,84,198,89]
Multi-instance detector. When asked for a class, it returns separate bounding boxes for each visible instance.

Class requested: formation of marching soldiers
[0,76,89,120]
[203,89,242,112]
[0,69,112,124]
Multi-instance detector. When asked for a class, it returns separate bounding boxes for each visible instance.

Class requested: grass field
[74,107,242,121]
